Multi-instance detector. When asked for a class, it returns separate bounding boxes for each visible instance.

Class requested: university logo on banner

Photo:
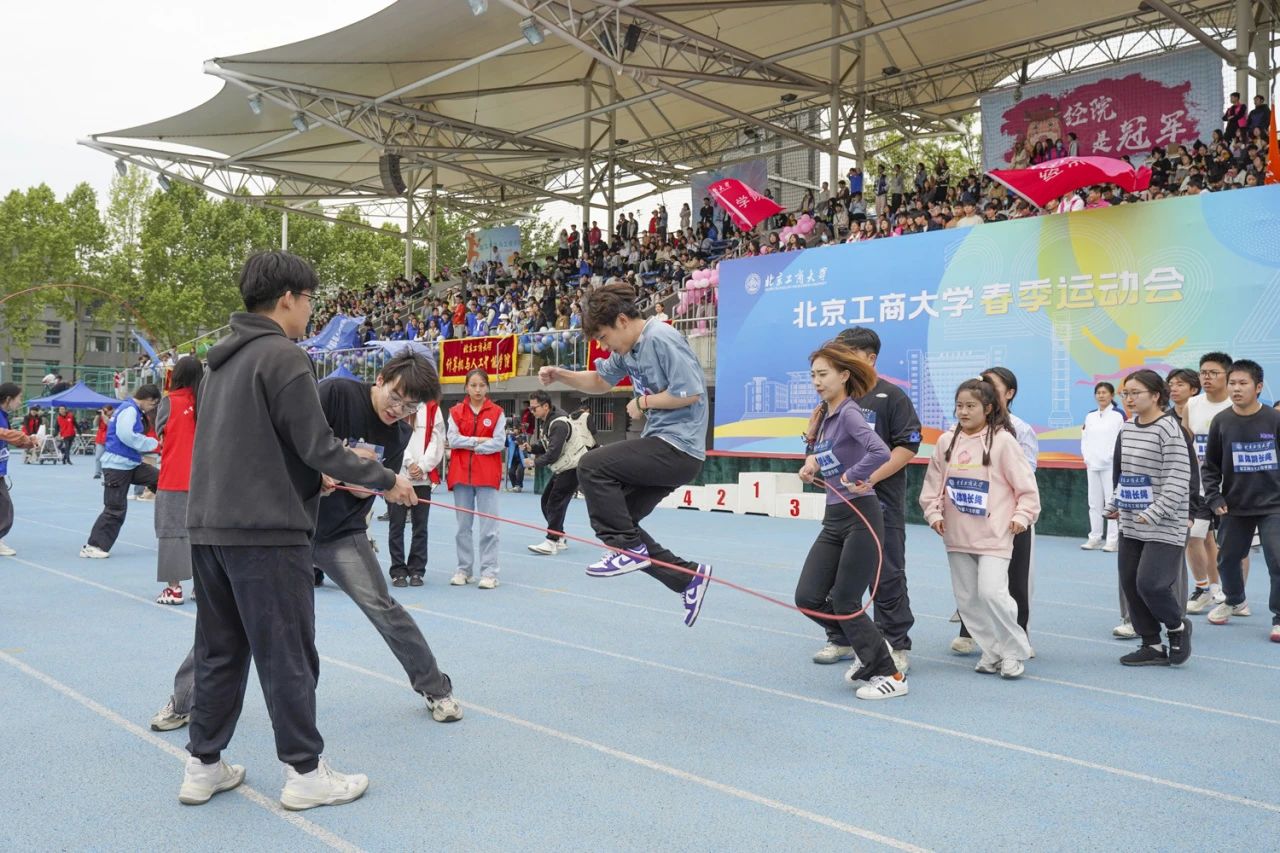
[439,336,517,384]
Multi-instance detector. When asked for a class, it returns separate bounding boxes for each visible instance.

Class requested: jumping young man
[177,251,420,811]
[538,282,712,626]
[1201,359,1280,642]
[80,384,162,559]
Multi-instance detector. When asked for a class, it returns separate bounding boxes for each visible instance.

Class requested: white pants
[949,552,1032,664]
[1086,467,1118,545]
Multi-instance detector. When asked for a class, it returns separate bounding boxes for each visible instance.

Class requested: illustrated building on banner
[743,371,820,415]
[908,346,1008,430]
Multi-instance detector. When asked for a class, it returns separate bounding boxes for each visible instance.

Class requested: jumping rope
[332,476,884,623]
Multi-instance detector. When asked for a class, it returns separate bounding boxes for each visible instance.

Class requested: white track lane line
[7,557,926,852]
[0,651,366,853]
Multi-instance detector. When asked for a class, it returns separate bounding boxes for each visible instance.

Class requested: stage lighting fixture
[614,138,630,146]
[521,18,544,45]
[115,159,128,177]
[467,0,487,15]
[623,23,642,53]
[780,93,797,103]
[292,112,310,133]
[248,93,263,115]
[882,65,900,76]
[157,174,172,192]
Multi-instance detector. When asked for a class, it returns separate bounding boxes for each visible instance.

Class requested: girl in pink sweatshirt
[920,379,1041,678]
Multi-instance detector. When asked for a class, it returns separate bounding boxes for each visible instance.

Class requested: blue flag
[132,330,159,363]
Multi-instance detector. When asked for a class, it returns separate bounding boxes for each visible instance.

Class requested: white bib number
[1115,474,1154,511]
[945,476,989,516]
[811,440,842,479]
[1194,434,1208,461]
[1231,441,1279,473]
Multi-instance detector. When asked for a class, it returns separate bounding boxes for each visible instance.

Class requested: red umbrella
[986,156,1152,208]
[707,177,784,230]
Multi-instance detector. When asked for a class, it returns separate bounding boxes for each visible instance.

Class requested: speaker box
[379,153,407,195]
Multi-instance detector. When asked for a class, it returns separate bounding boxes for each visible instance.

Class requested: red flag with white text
[707,178,784,230]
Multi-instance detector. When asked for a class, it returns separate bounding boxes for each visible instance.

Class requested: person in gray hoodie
[178,251,419,812]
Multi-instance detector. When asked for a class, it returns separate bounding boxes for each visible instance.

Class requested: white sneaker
[426,694,463,722]
[974,659,999,674]
[999,658,1025,679]
[137,491,156,502]
[527,540,558,555]
[79,544,110,559]
[1080,538,1102,550]
[1113,620,1137,639]
[1208,601,1250,624]
[1102,542,1118,553]
[890,648,911,676]
[151,698,190,731]
[449,571,469,586]
[556,540,569,552]
[280,758,369,811]
[156,586,184,605]
[811,643,855,664]
[950,637,976,655]
[855,674,909,700]
[0,540,15,557]
[178,756,245,805]
[477,576,498,589]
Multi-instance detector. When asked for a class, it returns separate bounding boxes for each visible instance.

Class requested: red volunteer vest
[421,402,441,485]
[446,398,503,490]
[157,388,196,492]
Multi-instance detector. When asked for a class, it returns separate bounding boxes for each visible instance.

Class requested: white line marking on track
[0,651,366,853]
[8,557,926,851]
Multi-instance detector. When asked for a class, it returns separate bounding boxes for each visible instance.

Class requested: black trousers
[88,464,159,551]
[1118,536,1186,645]
[798,498,896,678]
[187,543,322,774]
[388,484,432,578]
[870,525,914,651]
[509,457,525,489]
[59,437,73,464]
[961,527,1032,638]
[576,437,702,593]
[1217,513,1280,620]
[0,478,13,540]
[541,469,579,542]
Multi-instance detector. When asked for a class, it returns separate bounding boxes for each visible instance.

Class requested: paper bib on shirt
[1194,433,1208,461]
[1231,441,1279,473]
[1115,474,1154,511]
[945,476,989,516]
[811,440,842,479]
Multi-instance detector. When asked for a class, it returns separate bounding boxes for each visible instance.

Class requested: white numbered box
[697,484,739,513]
[658,484,706,510]
[773,492,825,520]
[737,472,803,515]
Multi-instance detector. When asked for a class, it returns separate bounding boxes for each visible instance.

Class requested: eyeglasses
[384,388,421,415]
[1198,369,1225,378]
[292,291,314,303]
[1118,390,1152,398]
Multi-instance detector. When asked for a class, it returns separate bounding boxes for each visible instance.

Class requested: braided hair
[944,378,1016,466]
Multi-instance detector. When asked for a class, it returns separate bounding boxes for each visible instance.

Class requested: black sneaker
[1167,618,1192,665]
[409,575,424,587]
[391,576,408,588]
[314,569,325,587]
[1120,645,1169,666]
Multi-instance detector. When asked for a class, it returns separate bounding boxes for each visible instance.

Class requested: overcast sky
[0,0,393,203]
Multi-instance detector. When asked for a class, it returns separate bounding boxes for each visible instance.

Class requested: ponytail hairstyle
[809,343,877,400]
[1122,368,1169,410]
[980,366,1019,411]
[945,378,1015,466]
[168,356,204,421]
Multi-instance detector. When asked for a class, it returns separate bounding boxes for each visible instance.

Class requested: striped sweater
[1104,412,1190,545]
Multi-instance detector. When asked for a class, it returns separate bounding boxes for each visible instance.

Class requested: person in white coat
[388,400,446,587]
[1082,381,1125,552]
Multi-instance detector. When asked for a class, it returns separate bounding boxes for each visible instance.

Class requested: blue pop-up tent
[319,364,358,383]
[26,381,118,410]
[299,315,366,351]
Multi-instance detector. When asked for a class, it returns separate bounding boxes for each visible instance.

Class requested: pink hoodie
[919,426,1041,559]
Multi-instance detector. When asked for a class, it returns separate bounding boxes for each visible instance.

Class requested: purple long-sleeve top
[811,398,891,505]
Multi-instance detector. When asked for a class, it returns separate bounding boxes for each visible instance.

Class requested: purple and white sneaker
[586,544,651,577]
[682,564,713,627]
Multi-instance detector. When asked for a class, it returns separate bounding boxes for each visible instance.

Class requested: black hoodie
[186,312,396,546]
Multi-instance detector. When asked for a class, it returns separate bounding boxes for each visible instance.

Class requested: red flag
[987,156,1153,207]
[707,178,783,230]
[1267,98,1279,186]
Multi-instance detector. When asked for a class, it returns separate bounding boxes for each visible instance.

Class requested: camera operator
[526,391,593,555]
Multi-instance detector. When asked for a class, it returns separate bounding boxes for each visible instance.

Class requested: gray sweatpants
[452,484,500,579]
[949,551,1032,665]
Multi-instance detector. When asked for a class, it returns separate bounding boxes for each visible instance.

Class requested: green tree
[0,184,86,348]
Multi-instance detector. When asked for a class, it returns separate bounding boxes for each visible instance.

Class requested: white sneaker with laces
[280,758,369,811]
[1208,601,1250,624]
[0,540,15,557]
[426,694,463,722]
[950,636,976,655]
[478,576,498,589]
[449,571,469,586]
[1113,620,1137,639]
[156,586,184,605]
[1080,538,1102,551]
[79,544,110,559]
[150,698,190,731]
[999,658,1025,679]
[855,674,909,700]
[974,659,999,674]
[1102,541,1118,553]
[527,540,558,555]
[556,540,569,552]
[811,642,855,664]
[178,756,245,805]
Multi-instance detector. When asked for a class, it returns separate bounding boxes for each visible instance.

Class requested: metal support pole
[1237,0,1253,98]
[429,169,439,281]
[855,0,866,168]
[1256,6,1273,87]
[828,0,841,190]
[608,77,618,236]
[582,79,593,233]
[281,210,289,251]
[404,195,414,279]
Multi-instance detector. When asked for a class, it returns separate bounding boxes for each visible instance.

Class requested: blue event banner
[714,185,1280,461]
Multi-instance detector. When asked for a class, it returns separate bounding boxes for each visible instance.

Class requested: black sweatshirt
[314,379,411,544]
[529,406,569,469]
[858,378,923,529]
[1201,405,1280,516]
[186,313,396,547]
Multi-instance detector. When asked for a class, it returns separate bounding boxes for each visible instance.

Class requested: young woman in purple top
[795,343,905,700]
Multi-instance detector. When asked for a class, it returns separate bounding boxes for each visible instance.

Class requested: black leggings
[795,497,895,678]
[961,527,1032,638]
